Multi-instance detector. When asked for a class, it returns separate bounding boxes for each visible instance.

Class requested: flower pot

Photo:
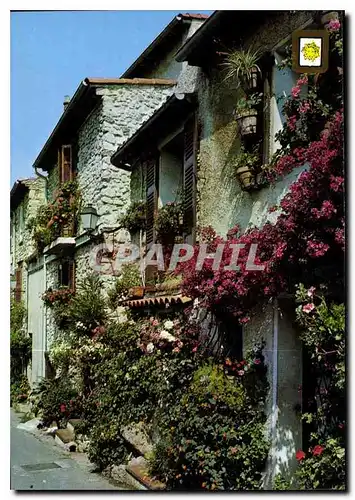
[320,11,339,26]
[236,166,255,190]
[245,69,260,92]
[236,111,258,136]
[129,286,144,298]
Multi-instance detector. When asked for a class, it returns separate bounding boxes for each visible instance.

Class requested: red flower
[60,404,66,413]
[312,445,324,456]
[338,423,344,429]
[296,450,306,461]
[253,359,261,365]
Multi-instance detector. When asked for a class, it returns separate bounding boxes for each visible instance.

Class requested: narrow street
[10,410,123,491]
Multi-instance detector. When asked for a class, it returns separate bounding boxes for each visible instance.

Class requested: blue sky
[10,11,211,185]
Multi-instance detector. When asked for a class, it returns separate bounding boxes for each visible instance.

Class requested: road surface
[10,409,123,490]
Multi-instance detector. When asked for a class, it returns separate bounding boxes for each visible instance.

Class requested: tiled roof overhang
[121,13,209,78]
[10,178,35,210]
[123,294,192,309]
[33,78,176,173]
[111,93,195,170]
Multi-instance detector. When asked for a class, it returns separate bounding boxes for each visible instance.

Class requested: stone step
[126,457,165,491]
[67,419,83,435]
[121,423,153,456]
[54,428,76,452]
[109,464,147,491]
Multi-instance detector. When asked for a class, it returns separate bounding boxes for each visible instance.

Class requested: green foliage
[234,145,261,172]
[10,298,26,334]
[30,377,79,427]
[120,200,146,233]
[149,358,269,491]
[66,274,108,334]
[221,47,262,89]
[11,375,30,405]
[154,202,183,243]
[87,421,128,471]
[29,179,80,252]
[107,263,142,308]
[235,92,263,115]
[295,438,345,490]
[10,299,31,384]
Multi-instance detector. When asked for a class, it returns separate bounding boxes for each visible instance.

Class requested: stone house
[10,177,46,382]
[109,9,337,487]
[10,177,46,304]
[27,13,208,384]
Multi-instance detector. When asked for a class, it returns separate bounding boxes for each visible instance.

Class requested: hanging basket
[236,166,256,190]
[236,111,258,136]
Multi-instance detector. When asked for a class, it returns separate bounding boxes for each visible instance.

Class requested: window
[14,263,23,303]
[145,114,198,248]
[58,259,75,289]
[58,145,73,184]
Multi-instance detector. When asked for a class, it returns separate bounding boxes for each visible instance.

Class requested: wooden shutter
[68,259,75,291]
[183,117,197,243]
[146,157,158,247]
[59,145,73,184]
[15,264,23,303]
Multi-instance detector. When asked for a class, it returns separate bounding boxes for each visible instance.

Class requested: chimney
[63,95,71,110]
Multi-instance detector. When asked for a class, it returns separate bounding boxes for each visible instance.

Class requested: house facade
[109,10,339,487]
[25,13,208,384]
[12,9,342,488]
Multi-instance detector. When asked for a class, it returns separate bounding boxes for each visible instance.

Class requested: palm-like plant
[221,47,262,89]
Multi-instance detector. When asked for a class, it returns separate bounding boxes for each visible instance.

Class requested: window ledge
[44,237,76,255]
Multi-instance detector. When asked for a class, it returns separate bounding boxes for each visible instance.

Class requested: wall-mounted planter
[236,166,256,190]
[236,111,258,136]
[129,286,145,298]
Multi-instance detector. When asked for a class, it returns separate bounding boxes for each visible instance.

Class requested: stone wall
[11,177,46,308]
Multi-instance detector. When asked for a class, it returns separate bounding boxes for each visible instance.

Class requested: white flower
[159,330,176,342]
[164,320,174,331]
[146,342,154,353]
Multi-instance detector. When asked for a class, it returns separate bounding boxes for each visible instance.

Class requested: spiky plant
[221,47,262,89]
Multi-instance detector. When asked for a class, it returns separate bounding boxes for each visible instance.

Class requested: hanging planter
[120,200,146,234]
[236,111,258,136]
[235,93,262,137]
[221,46,262,92]
[234,146,261,191]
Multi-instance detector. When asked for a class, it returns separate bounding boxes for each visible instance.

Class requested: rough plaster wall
[243,301,302,488]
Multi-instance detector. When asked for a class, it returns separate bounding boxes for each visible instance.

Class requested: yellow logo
[301,41,321,62]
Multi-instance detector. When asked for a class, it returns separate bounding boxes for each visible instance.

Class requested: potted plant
[221,47,262,91]
[120,201,146,233]
[235,93,263,136]
[154,202,184,244]
[234,146,261,190]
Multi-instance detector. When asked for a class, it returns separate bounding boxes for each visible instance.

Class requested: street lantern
[81,205,98,232]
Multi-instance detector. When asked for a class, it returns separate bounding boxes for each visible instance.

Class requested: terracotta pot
[236,112,258,136]
[236,166,255,190]
[320,11,339,26]
[129,286,144,298]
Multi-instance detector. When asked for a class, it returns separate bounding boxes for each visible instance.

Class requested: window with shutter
[15,264,23,303]
[58,259,75,289]
[146,157,158,247]
[183,117,197,243]
[59,145,73,184]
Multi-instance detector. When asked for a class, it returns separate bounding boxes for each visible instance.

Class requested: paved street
[10,410,123,491]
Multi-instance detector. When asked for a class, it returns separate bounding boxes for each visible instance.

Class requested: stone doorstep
[55,428,77,452]
[121,423,153,457]
[109,465,147,491]
[67,418,83,435]
[126,462,165,491]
